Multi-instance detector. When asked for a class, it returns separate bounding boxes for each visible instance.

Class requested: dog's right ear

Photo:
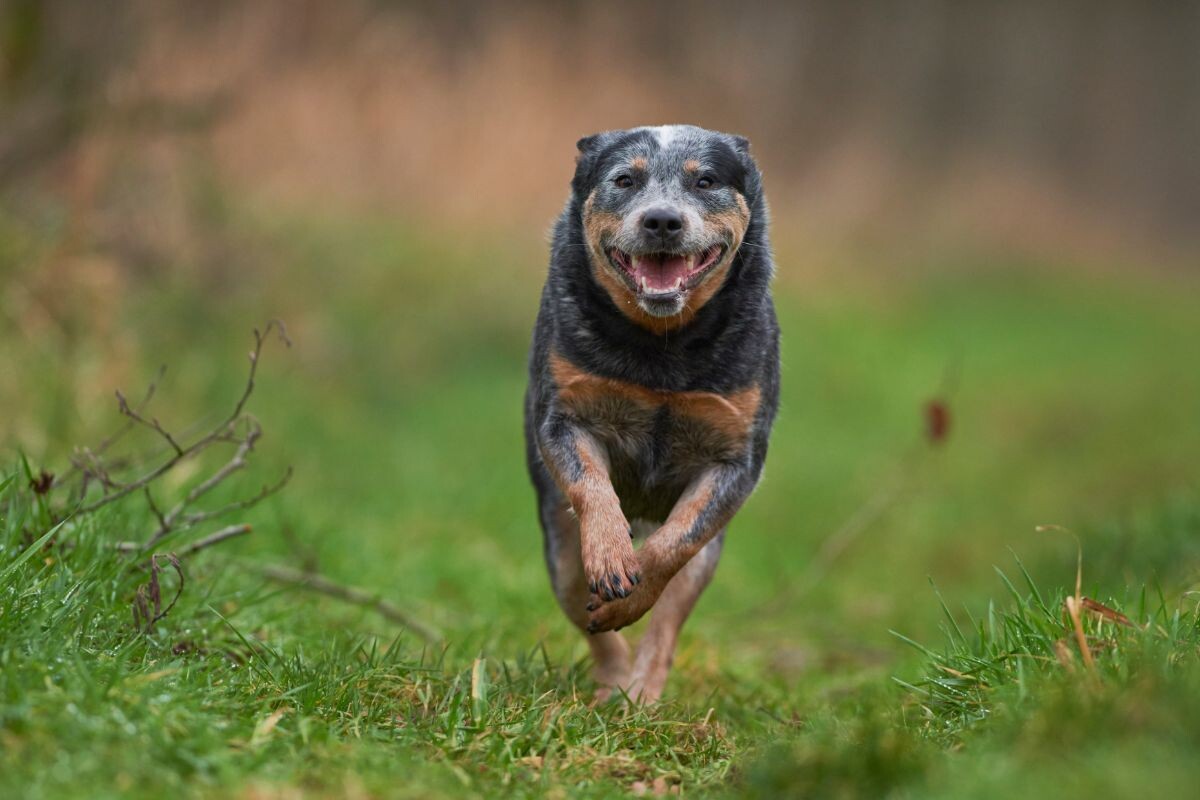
[576,133,605,155]
[572,131,610,195]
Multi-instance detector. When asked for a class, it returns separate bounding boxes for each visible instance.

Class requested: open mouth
[607,244,726,296]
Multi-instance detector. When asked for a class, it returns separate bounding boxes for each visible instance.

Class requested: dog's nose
[642,207,684,240]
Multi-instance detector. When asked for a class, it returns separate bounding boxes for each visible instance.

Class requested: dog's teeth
[674,277,683,290]
[639,276,647,292]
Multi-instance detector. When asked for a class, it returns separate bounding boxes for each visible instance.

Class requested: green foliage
[0,472,736,798]
[3,203,1200,796]
[895,564,1200,744]
[729,564,1200,800]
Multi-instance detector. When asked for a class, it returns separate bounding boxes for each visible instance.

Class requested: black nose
[642,207,684,240]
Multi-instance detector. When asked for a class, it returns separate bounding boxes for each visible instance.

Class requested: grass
[738,553,1200,799]
[2,199,1200,797]
[0,475,739,798]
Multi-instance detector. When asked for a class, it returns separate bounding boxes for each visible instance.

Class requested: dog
[524,125,780,702]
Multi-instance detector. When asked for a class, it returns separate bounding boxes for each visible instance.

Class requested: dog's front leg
[538,413,641,603]
[586,462,753,633]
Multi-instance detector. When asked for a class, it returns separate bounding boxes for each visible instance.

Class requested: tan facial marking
[583,192,622,253]
[680,191,751,315]
[582,190,753,335]
[582,191,665,330]
[682,159,701,173]
[631,156,648,170]
[705,192,752,241]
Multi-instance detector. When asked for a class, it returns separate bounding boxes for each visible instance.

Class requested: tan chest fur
[549,353,760,475]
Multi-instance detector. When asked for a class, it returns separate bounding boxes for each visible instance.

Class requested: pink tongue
[633,255,689,291]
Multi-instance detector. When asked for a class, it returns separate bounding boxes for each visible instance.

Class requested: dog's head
[571,125,761,328]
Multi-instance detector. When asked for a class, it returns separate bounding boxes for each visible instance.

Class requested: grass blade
[0,518,68,583]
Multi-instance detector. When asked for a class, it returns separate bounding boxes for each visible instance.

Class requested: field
[2,205,1200,798]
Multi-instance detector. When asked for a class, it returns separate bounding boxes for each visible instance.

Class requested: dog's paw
[586,585,656,633]
[582,525,642,602]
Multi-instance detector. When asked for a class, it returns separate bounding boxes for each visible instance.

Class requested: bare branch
[116,389,184,457]
[145,420,263,545]
[72,323,289,517]
[174,423,260,511]
[172,467,292,531]
[116,523,253,557]
[178,524,253,557]
[69,449,121,493]
[230,320,292,423]
[260,564,442,643]
[143,487,168,531]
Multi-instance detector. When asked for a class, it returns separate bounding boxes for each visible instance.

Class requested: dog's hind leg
[625,530,725,703]
[541,497,631,698]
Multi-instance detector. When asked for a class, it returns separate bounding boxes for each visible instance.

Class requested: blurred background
[6,1,1200,259]
[2,1,1199,664]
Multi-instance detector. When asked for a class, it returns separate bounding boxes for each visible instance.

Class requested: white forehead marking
[650,125,687,148]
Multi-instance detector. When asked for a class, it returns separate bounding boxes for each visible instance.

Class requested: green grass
[2,201,1200,797]
[736,555,1200,799]
[0,474,743,798]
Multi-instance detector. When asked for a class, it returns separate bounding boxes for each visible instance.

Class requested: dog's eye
[696,176,717,190]
[613,175,634,189]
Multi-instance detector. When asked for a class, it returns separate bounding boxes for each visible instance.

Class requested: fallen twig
[115,523,253,557]
[260,563,442,643]
[178,524,254,557]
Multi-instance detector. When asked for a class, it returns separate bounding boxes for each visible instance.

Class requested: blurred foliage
[2,1,1199,255]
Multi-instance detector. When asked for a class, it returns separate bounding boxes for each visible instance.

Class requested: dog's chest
[550,353,759,490]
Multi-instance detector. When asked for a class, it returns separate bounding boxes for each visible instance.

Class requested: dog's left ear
[726,133,762,204]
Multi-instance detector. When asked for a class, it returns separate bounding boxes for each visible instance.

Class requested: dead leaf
[29,470,54,495]
[1080,597,1135,628]
[924,399,950,445]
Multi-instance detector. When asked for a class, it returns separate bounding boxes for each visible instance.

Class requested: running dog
[524,125,780,702]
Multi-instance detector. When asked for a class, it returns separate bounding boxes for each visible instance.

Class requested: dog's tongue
[632,254,690,292]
